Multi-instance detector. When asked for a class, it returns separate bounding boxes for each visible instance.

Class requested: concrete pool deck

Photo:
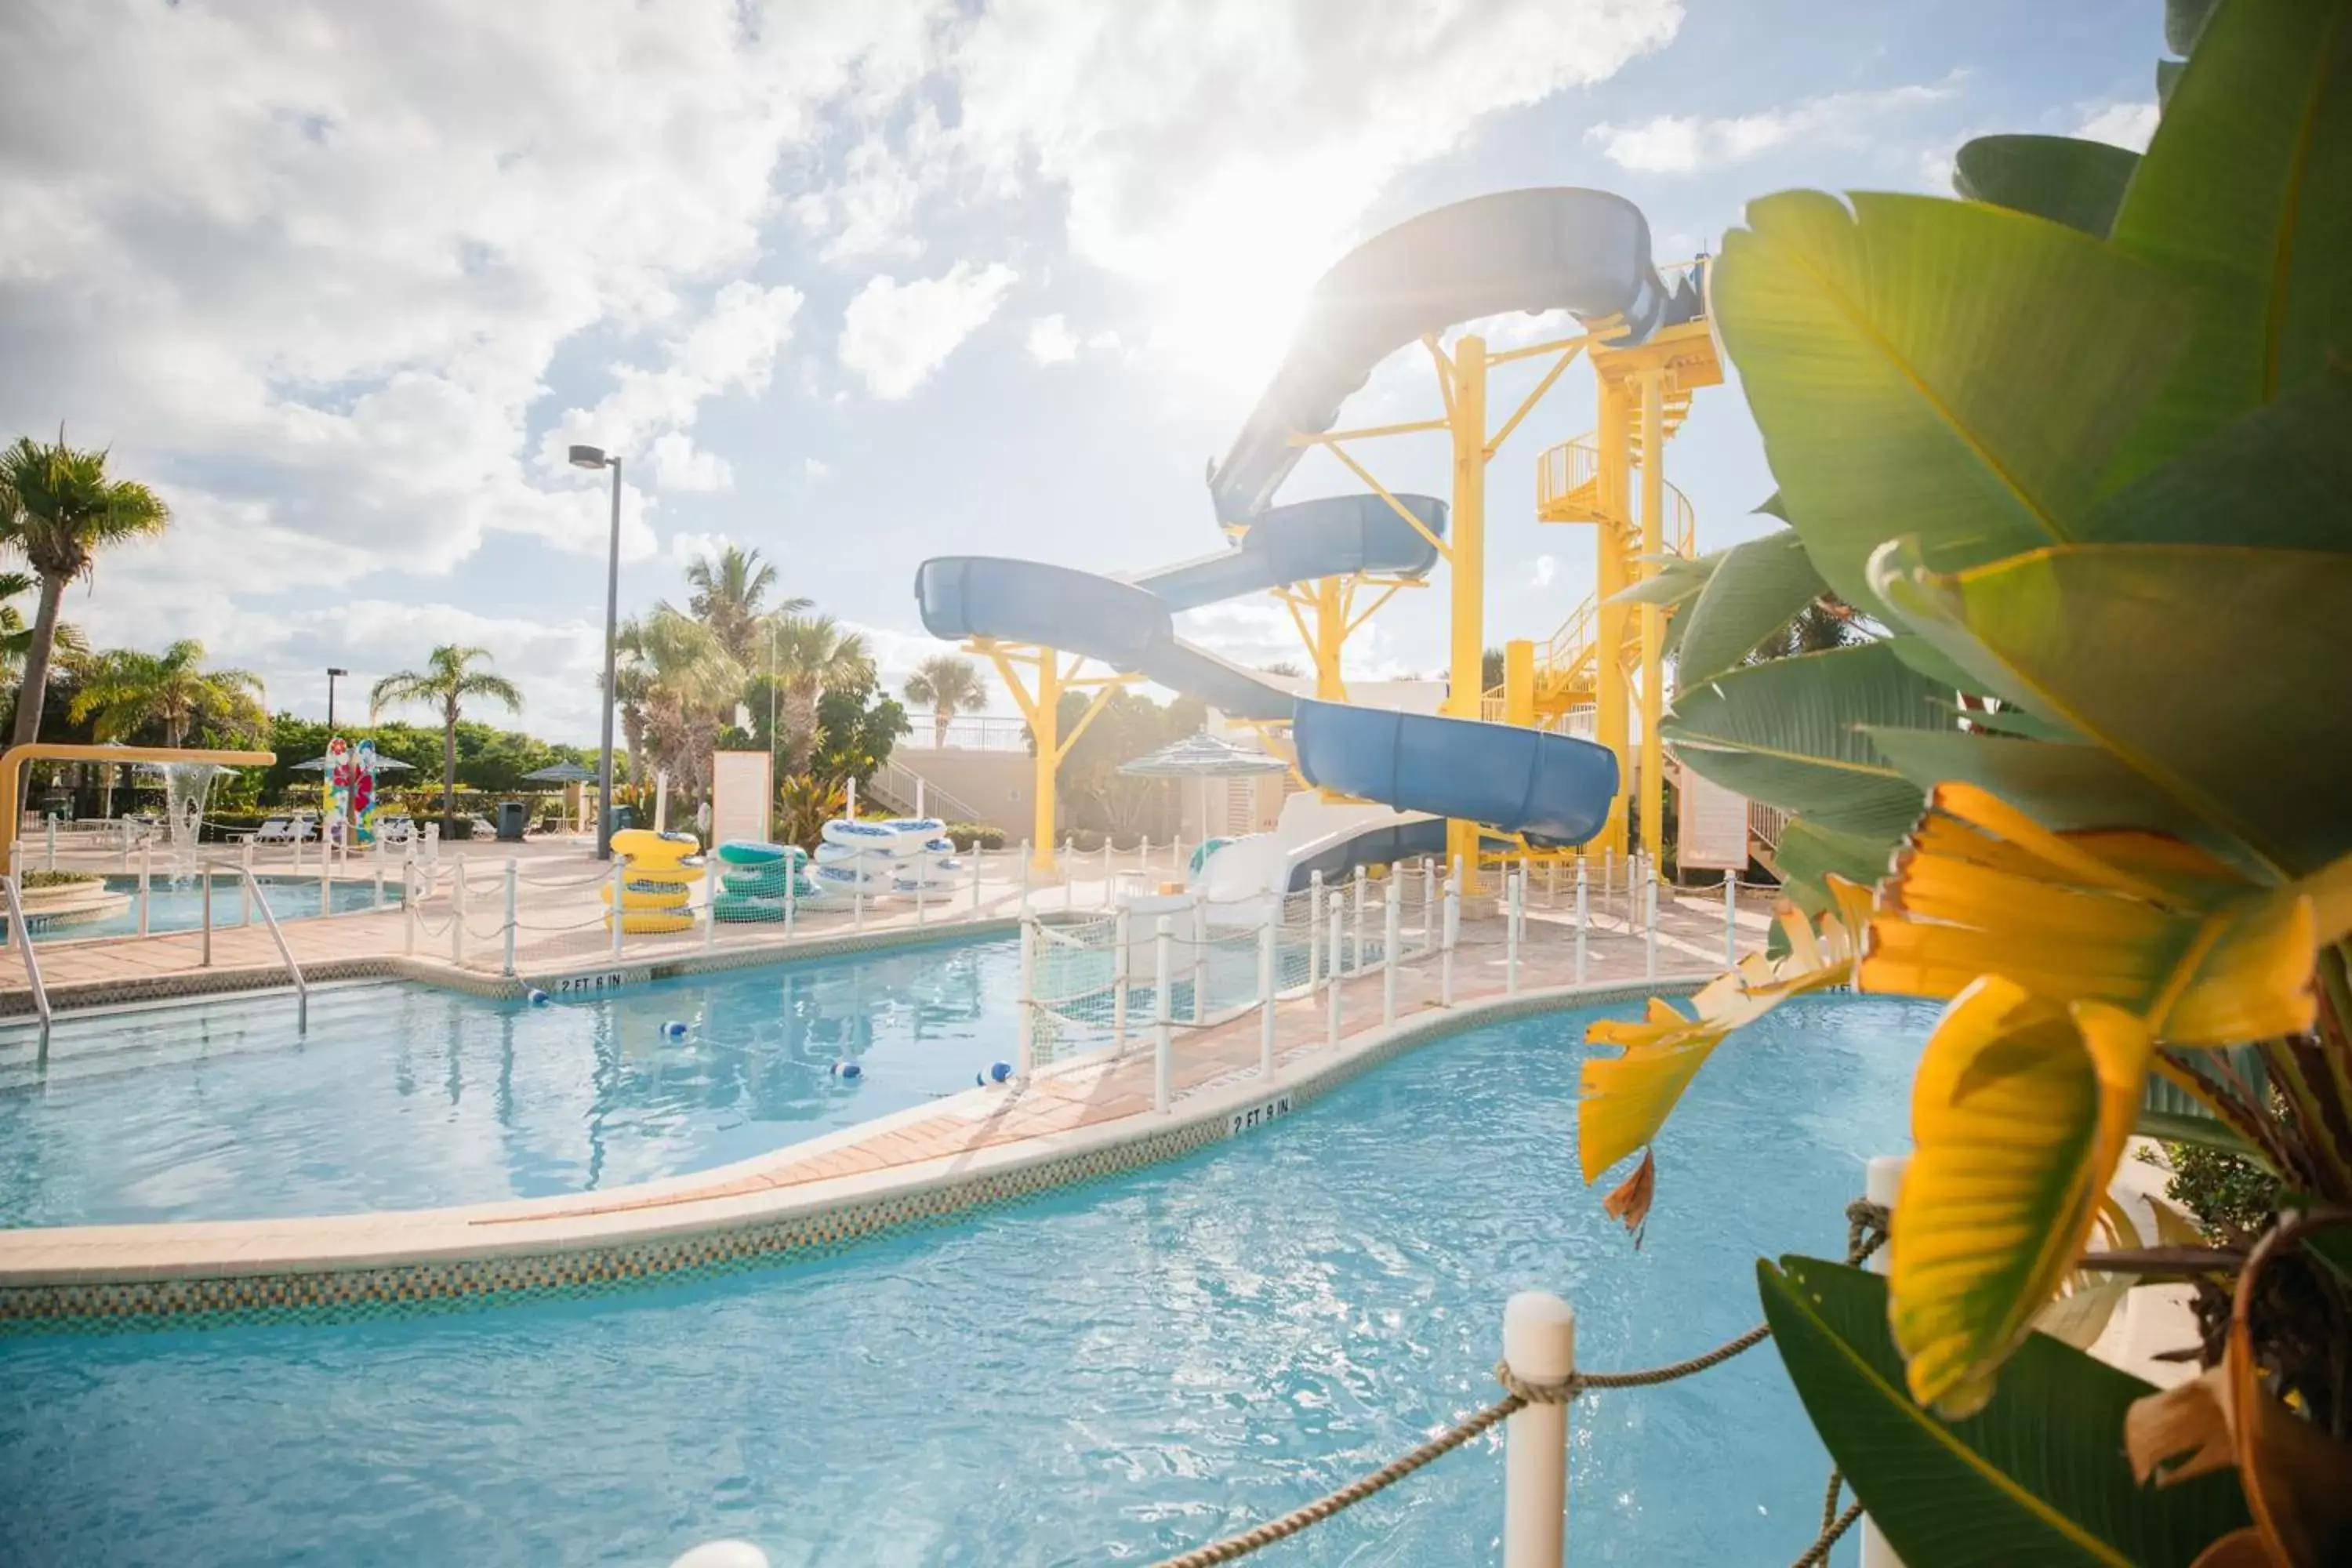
[0,905,1750,1329]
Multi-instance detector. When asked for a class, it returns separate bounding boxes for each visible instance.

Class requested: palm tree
[0,570,85,683]
[68,639,265,746]
[1746,592,1870,662]
[684,544,806,666]
[768,614,875,776]
[612,608,743,802]
[902,654,988,747]
[370,645,524,829]
[0,433,172,747]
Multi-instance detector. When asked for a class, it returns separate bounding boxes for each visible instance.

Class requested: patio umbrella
[520,761,599,783]
[1117,729,1288,844]
[289,754,415,772]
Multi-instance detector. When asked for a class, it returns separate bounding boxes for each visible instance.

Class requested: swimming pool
[0,993,1933,1565]
[0,935,1022,1227]
[13,872,398,942]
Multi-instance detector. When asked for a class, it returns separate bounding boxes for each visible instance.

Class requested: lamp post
[325,667,348,734]
[568,444,624,859]
[325,667,350,845]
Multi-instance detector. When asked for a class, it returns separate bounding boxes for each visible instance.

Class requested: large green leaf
[2107,0,2352,481]
[1875,543,2352,878]
[1711,189,2191,620]
[1664,641,1944,835]
[2081,365,2352,551]
[2140,1045,2267,1156]
[1953,135,2140,238]
[1773,814,1899,895]
[2167,0,2217,57]
[1858,728,2223,847]
[1759,1256,2251,1566]
[1673,528,1827,684]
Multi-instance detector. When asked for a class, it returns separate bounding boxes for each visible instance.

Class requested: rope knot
[1491,1360,1583,1406]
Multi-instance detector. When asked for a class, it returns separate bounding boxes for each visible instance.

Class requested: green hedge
[943,822,1007,851]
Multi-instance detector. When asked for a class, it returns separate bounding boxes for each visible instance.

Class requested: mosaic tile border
[0,974,1699,1337]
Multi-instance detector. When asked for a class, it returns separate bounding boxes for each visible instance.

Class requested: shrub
[2156,1142,2284,1244]
[20,869,102,888]
[944,822,1006,851]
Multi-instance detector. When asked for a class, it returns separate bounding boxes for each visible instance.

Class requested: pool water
[0,993,1934,1565]
[0,936,1022,1227]
[16,872,399,942]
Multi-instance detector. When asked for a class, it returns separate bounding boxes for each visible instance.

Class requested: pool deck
[0,900,1759,1327]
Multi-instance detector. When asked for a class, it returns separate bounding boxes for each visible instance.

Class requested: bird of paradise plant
[1576,1,2352,1559]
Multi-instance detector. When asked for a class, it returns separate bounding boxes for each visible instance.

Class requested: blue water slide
[1208,188,1693,524]
[1291,699,1617,845]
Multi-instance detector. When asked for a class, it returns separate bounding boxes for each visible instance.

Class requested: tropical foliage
[370,644,524,829]
[1578,3,2352,1560]
[903,654,989,746]
[1040,686,1209,837]
[67,638,265,746]
[0,431,171,746]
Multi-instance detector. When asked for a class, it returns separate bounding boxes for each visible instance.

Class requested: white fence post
[44,816,55,872]
[1547,856,1558,909]
[1574,858,1589,986]
[369,839,384,913]
[969,848,982,916]
[503,857,519,977]
[1382,875,1400,1026]
[1861,1156,1909,1568]
[1152,915,1173,1112]
[1644,866,1659,980]
[1138,835,1150,884]
[608,858,625,961]
[1501,1291,1576,1568]
[1190,893,1208,1024]
[452,858,469,967]
[916,857,928,927]
[1258,913,1276,1076]
[1506,869,1523,996]
[1307,869,1324,993]
[1018,844,1031,919]
[1325,890,1344,1047]
[1062,837,1076,912]
[1112,909,1131,1051]
[703,855,719,953]
[1102,837,1115,909]
[1602,846,1614,921]
[319,822,332,911]
[784,851,797,939]
[1421,857,1437,952]
[1723,874,1739,967]
[1350,865,1367,976]
[403,852,418,956]
[853,853,866,934]
[1017,916,1037,1080]
[293,830,304,877]
[242,838,256,927]
[1442,880,1460,1007]
[138,843,152,936]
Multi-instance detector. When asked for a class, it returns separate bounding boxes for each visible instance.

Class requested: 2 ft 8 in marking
[552,969,634,995]
[1229,1094,1293,1136]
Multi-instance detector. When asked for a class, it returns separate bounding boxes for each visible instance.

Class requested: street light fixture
[325,667,350,733]
[569,443,624,860]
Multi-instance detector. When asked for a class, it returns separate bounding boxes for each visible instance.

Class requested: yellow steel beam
[1323,441,1450,561]
[1486,328,1605,368]
[1639,366,1668,871]
[1343,579,1405,639]
[1445,332,1488,891]
[1421,334,1456,418]
[1485,340,1588,459]
[1288,417,1449,447]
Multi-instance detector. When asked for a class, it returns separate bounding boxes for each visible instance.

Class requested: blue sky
[0,0,2166,742]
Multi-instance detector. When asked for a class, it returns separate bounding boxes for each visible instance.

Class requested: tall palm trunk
[782,683,821,776]
[441,699,460,829]
[8,573,66,748]
[933,705,953,747]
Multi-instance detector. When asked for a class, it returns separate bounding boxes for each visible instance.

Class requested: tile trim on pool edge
[0,974,1703,1335]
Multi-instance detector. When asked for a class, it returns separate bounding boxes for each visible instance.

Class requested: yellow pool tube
[603,828,702,933]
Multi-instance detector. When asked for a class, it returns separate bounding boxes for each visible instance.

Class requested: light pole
[325,667,350,844]
[568,444,624,859]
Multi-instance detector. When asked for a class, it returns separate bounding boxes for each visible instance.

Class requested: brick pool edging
[0,972,1704,1334]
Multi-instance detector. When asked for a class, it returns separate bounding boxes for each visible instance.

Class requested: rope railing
[1148,1201,1891,1568]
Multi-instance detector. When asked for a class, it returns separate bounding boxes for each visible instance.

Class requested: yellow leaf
[1891,978,2153,1415]
[1860,782,2318,1047]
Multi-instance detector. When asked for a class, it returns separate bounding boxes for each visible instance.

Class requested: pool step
[0,982,422,1092]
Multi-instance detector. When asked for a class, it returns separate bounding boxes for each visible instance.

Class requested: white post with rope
[1860,1156,1910,1568]
[293,829,303,877]
[1547,856,1558,909]
[1307,870,1323,993]
[968,846,982,916]
[1258,913,1276,1077]
[783,854,797,940]
[503,857,518,978]
[44,816,55,873]
[1381,874,1400,1026]
[1602,845,1613,921]
[1724,874,1739,968]
[915,858,927,927]
[1325,890,1344,1047]
[1152,915,1173,1112]
[1421,857,1437,953]
[1191,893,1208,1024]
[1138,835,1149,884]
[1018,844,1031,920]
[1063,837,1076,913]
[1350,865,1366,976]
[452,858,469,968]
[319,822,332,911]
[1574,859,1589,986]
[138,843,152,937]
[1017,916,1037,1082]
[1501,1290,1577,1568]
[241,837,256,927]
[370,838,385,913]
[1506,869,1523,997]
[608,858,624,961]
[1102,837,1114,909]
[403,851,418,956]
[703,855,718,953]
[1112,909,1131,1051]
[853,853,866,934]
[1442,880,1459,1007]
[1644,866,1660,981]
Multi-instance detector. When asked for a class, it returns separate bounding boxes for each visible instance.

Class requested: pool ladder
[199,860,310,1035]
[2,872,53,1060]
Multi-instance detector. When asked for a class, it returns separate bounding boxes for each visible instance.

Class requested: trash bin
[606,805,634,837]
[495,800,528,841]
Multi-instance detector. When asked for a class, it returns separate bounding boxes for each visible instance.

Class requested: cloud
[2074,101,2159,151]
[1530,554,1556,589]
[1588,75,1962,174]
[1025,314,1079,365]
[804,456,833,481]
[838,261,1018,398]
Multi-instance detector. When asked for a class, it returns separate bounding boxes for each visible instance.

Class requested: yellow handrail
[0,744,275,874]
